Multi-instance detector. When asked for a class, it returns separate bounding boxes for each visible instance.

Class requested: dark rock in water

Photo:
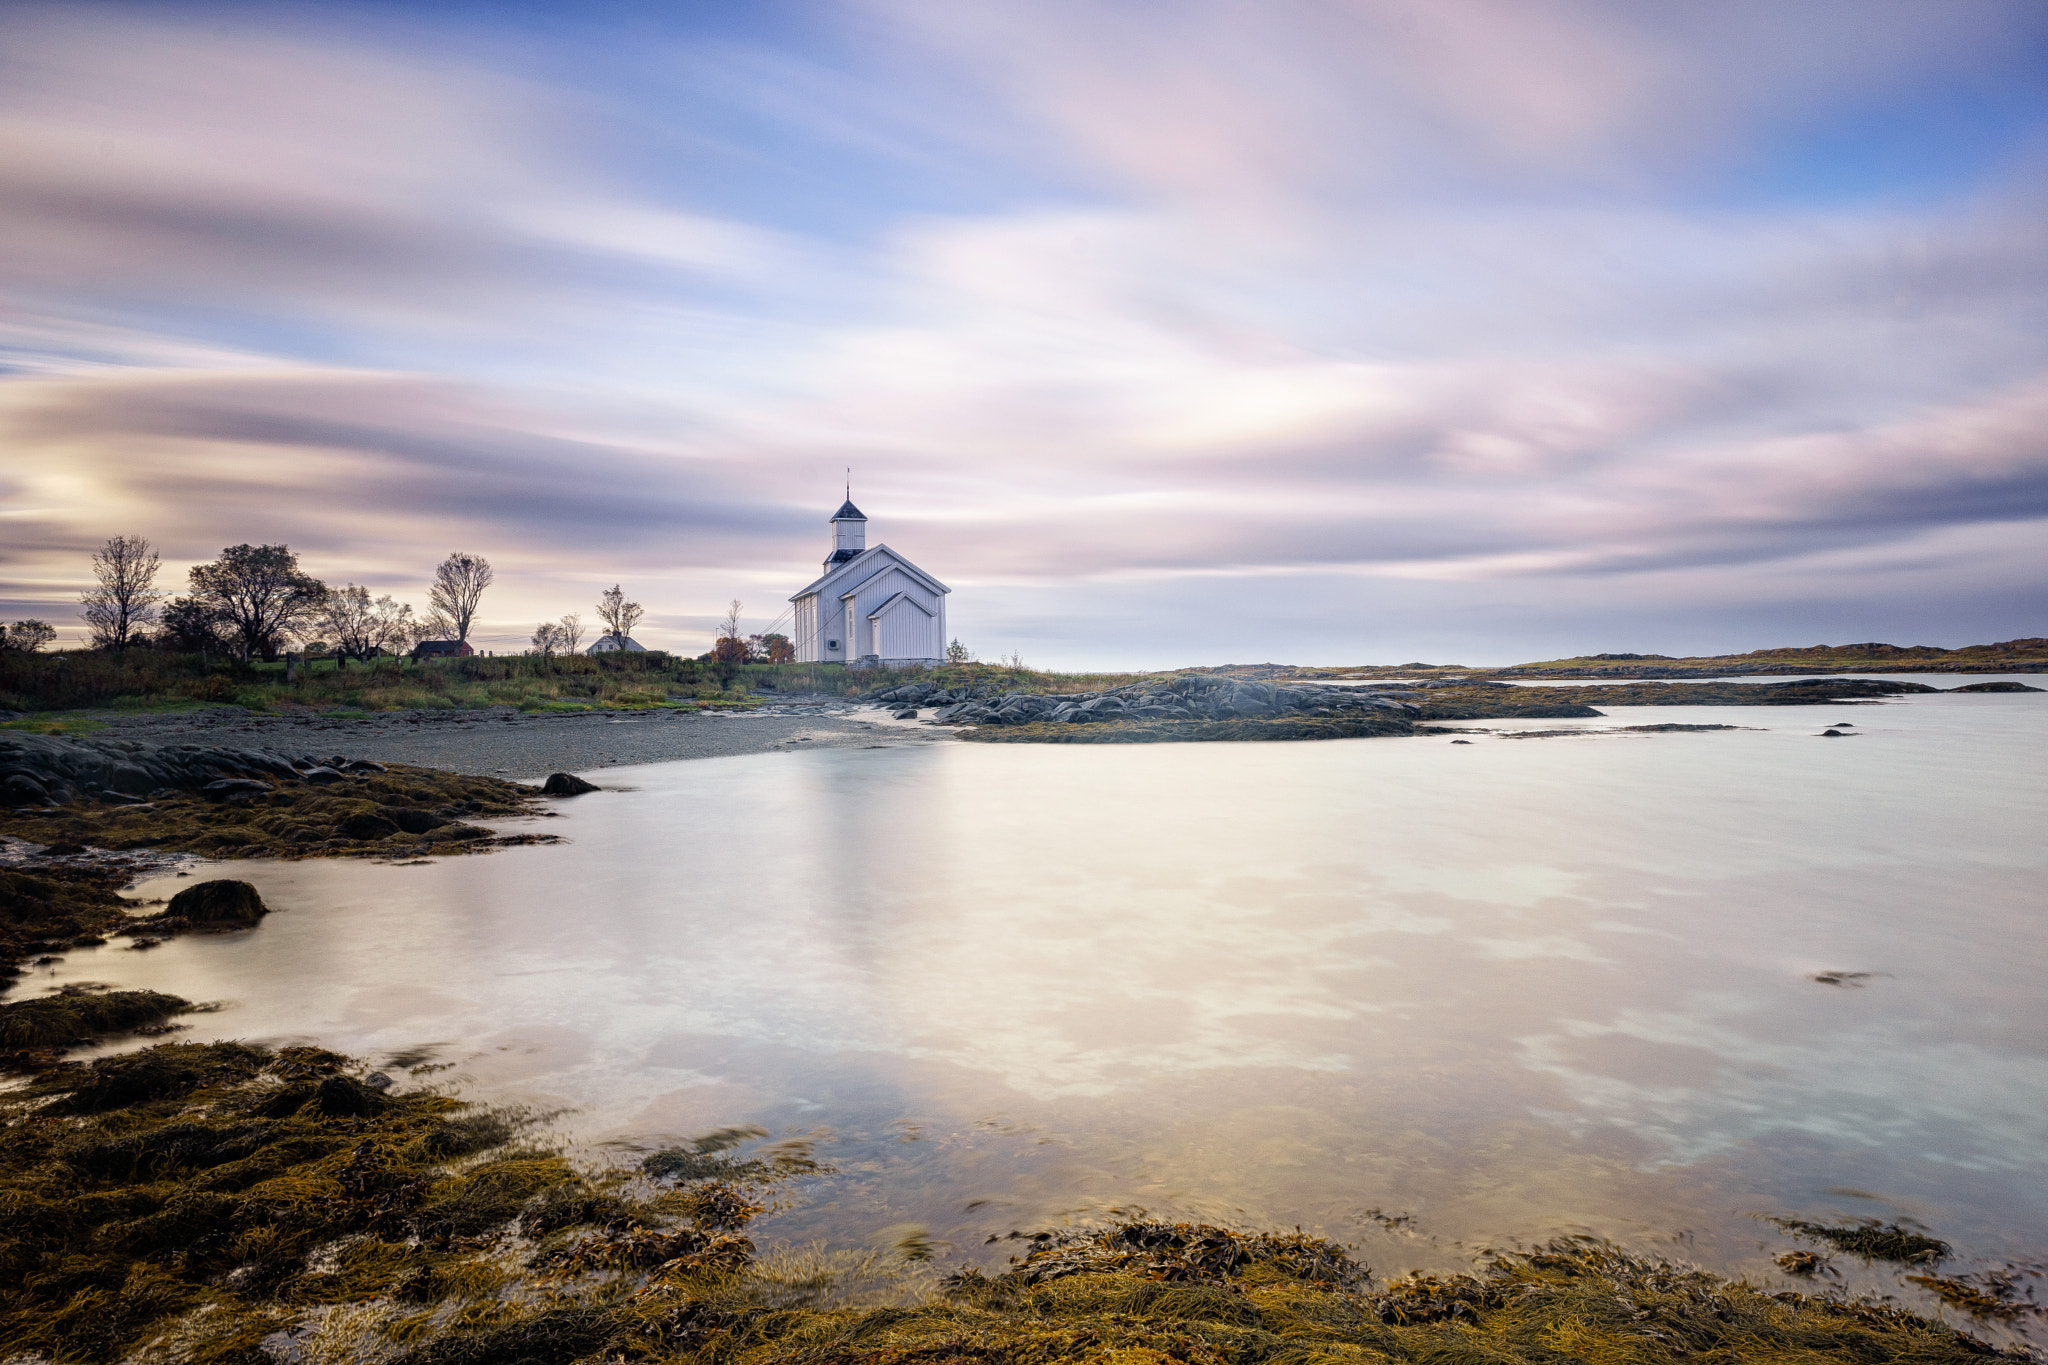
[202,778,270,799]
[384,806,447,834]
[338,812,399,841]
[543,772,601,796]
[893,708,918,719]
[165,879,269,923]
[1821,729,1848,737]
[420,822,490,843]
[1950,680,2042,692]
[1617,723,1739,732]
[1450,739,1472,744]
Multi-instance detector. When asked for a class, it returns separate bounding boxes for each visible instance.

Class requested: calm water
[17,685,2046,1298]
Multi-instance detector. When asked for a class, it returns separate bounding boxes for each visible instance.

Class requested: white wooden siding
[871,593,938,660]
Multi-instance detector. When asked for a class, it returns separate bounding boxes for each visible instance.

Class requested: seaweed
[1773,1216,1953,1264]
[0,985,193,1048]
[0,864,142,981]
[0,761,550,870]
[1908,1266,2046,1322]
[0,1041,2023,1364]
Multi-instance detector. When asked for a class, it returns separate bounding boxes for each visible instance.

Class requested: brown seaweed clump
[0,864,135,981]
[0,761,551,866]
[1908,1267,2047,1323]
[1772,1216,1954,1265]
[0,984,193,1050]
[0,1042,2024,1364]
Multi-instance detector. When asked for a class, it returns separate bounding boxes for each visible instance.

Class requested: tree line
[0,537,654,663]
[709,600,795,665]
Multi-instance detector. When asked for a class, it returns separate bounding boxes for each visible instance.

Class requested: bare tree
[428,552,493,642]
[321,585,415,667]
[713,599,747,663]
[530,621,565,657]
[557,613,583,654]
[2,620,57,653]
[188,544,327,661]
[80,535,164,649]
[596,586,644,647]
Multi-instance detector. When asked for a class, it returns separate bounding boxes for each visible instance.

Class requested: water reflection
[14,689,2046,1285]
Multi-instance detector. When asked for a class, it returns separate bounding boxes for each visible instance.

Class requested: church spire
[826,492,867,568]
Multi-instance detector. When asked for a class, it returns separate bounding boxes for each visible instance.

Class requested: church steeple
[826,498,867,569]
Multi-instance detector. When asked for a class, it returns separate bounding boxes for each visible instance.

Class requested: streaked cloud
[0,0,2043,662]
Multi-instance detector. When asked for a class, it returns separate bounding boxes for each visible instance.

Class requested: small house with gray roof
[789,500,950,666]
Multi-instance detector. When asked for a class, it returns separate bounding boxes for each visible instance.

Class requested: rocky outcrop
[0,733,385,809]
[964,714,1420,744]
[542,772,601,795]
[869,675,1427,728]
[1949,680,2042,692]
[0,735,547,866]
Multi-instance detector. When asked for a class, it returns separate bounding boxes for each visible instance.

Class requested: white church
[789,499,951,666]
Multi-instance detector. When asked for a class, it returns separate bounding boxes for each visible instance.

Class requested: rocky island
[870,675,1974,744]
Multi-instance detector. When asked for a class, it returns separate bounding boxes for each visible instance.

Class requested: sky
[2,0,2045,668]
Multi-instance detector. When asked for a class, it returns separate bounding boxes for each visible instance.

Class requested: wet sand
[89,698,952,779]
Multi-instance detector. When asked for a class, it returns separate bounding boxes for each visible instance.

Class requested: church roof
[830,499,867,521]
[789,543,950,601]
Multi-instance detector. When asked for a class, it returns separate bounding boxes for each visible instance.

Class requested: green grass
[0,649,755,716]
[0,716,106,736]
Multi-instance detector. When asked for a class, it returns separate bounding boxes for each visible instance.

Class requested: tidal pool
[20,686,2046,1293]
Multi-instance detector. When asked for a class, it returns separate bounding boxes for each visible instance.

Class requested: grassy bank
[0,650,1165,718]
[0,1040,2025,1364]
[0,650,755,717]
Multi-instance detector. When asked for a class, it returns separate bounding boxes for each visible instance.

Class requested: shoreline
[71,696,956,779]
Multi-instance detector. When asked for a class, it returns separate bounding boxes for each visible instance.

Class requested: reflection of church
[788,499,950,666]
